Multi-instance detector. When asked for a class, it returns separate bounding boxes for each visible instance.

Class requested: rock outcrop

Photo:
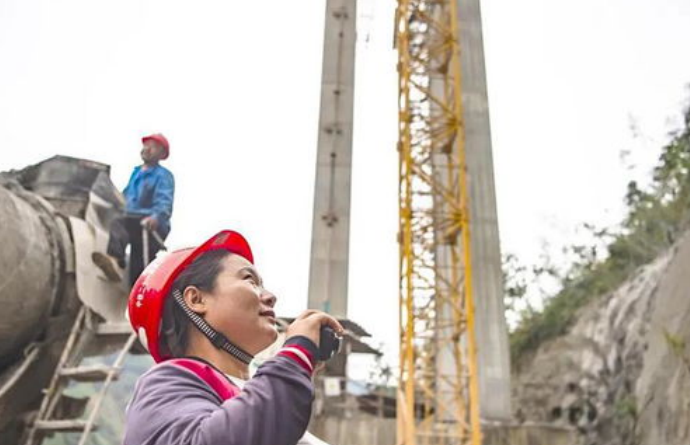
[513,233,690,445]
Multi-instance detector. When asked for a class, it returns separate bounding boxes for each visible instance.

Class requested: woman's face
[202,253,278,355]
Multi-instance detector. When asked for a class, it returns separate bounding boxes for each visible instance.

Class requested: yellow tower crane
[396,0,481,444]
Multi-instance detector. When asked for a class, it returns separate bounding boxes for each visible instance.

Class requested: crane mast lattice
[396,0,481,443]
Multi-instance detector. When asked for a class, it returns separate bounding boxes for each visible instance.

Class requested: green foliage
[509,97,690,364]
[614,395,638,419]
[663,329,690,376]
[662,329,686,356]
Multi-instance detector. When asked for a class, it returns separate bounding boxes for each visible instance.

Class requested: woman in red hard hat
[124,230,342,445]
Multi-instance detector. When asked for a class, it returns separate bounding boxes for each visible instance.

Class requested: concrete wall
[484,424,579,445]
[311,415,396,445]
[311,415,578,445]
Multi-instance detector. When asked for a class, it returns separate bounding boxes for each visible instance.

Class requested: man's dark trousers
[106,216,169,287]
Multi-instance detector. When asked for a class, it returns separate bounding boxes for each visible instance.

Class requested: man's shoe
[92,252,124,282]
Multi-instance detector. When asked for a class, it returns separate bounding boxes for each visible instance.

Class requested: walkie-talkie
[317,326,342,362]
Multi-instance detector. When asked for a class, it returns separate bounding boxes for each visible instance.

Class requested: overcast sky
[1,0,690,370]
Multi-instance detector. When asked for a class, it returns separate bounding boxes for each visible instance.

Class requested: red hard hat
[142,133,170,159]
[128,230,254,363]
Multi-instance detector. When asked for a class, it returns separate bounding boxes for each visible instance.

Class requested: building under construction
[0,0,535,444]
[5,1,688,445]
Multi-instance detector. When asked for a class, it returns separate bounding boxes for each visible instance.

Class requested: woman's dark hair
[159,249,231,358]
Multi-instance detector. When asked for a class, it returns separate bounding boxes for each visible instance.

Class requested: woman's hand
[286,310,344,347]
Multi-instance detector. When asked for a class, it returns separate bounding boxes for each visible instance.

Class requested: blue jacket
[123,164,174,233]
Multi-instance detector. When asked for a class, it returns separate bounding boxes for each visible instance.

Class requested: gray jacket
[123,354,314,445]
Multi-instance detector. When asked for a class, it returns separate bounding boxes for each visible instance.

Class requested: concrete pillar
[457,0,512,421]
[308,0,357,318]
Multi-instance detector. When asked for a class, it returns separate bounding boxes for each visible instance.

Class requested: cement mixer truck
[0,156,139,445]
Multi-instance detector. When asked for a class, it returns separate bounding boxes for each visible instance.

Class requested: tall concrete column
[457,0,512,421]
[307,0,357,318]
[429,0,511,423]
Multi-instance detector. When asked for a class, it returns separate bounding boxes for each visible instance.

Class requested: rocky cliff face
[512,233,690,445]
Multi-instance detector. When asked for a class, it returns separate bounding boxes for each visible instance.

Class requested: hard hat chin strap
[172,289,255,365]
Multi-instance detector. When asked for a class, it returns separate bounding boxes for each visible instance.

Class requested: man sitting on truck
[92,133,174,286]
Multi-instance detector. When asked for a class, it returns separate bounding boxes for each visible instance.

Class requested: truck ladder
[23,306,137,445]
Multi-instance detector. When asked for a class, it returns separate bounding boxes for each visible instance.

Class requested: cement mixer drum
[0,185,60,364]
